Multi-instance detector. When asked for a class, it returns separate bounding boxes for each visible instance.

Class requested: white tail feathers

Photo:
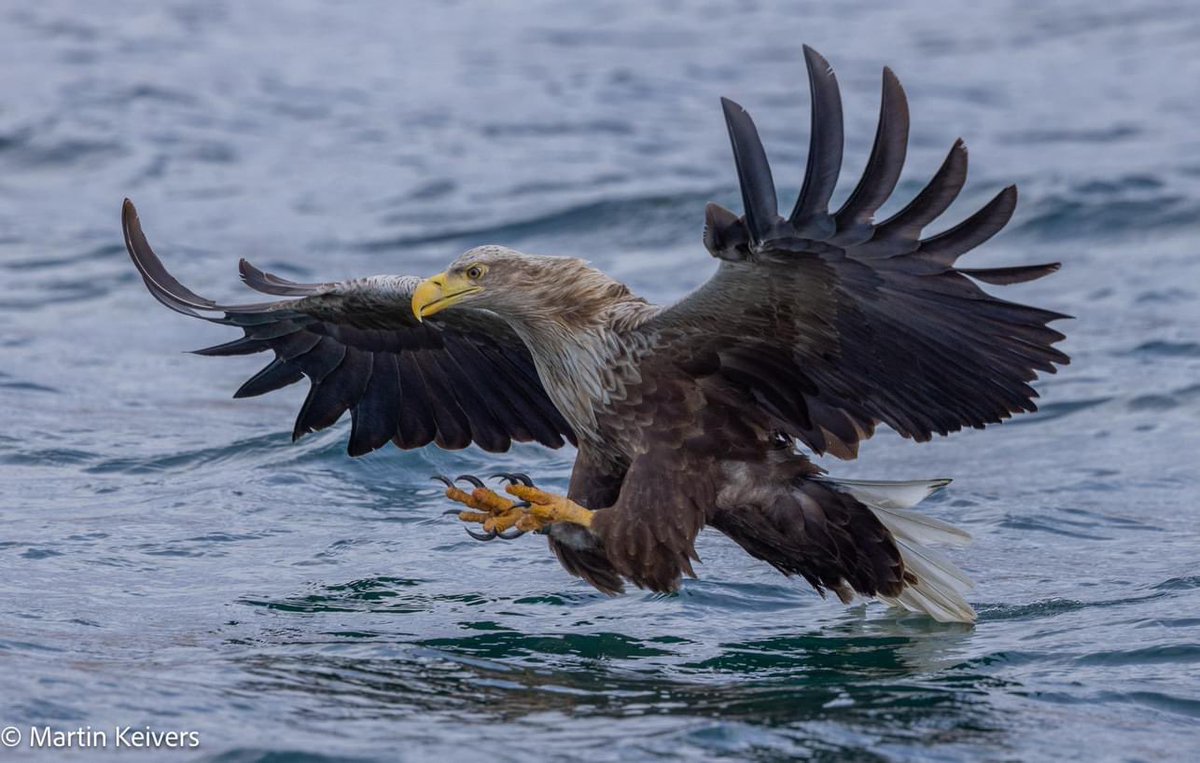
[827,477,977,624]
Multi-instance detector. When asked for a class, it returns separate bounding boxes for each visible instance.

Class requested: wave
[357,191,714,252]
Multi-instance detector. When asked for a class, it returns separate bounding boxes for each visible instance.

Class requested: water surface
[1,1,1199,761]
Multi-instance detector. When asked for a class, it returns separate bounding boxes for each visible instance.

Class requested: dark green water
[1,1,1198,761]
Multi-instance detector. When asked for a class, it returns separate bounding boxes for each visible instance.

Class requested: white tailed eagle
[124,47,1068,623]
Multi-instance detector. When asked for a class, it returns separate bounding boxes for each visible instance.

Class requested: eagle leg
[433,474,595,539]
[505,484,595,532]
[434,474,532,541]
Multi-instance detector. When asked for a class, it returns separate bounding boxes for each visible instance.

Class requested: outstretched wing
[123,200,574,456]
[649,46,1069,458]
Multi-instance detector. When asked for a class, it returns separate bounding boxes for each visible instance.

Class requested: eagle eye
[466,265,484,280]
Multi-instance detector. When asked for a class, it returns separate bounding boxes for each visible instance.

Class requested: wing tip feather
[720,94,780,243]
[802,44,833,77]
[960,261,1061,285]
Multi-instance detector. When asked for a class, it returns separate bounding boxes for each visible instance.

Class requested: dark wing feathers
[915,184,1018,266]
[958,262,1061,286]
[272,330,323,360]
[238,258,330,296]
[123,199,574,456]
[393,351,437,448]
[720,97,780,243]
[233,357,304,399]
[790,45,844,235]
[191,335,270,356]
[350,351,398,457]
[871,138,968,247]
[832,66,909,243]
[292,347,349,438]
[663,51,1067,457]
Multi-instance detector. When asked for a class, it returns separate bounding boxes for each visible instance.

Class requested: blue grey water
[1,1,1198,761]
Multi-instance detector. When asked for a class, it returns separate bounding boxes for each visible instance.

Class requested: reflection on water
[230,614,1001,759]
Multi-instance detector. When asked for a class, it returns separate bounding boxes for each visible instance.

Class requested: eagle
[123,47,1068,623]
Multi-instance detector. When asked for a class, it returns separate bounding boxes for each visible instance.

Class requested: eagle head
[412,245,636,328]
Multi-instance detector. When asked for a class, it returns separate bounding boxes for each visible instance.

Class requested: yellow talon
[471,487,519,513]
[441,485,518,514]
[515,513,544,533]
[482,507,526,533]
[439,476,593,536]
[504,484,595,528]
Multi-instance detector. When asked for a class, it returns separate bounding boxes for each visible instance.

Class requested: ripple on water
[1000,396,1112,427]
[1152,576,1200,591]
[1073,643,1200,667]
[1016,195,1200,241]
[239,577,469,615]
[362,191,710,252]
[1127,385,1200,412]
[193,752,380,763]
[1123,341,1200,359]
[1,241,126,272]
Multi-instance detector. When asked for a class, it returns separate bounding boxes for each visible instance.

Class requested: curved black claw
[495,527,527,540]
[490,472,534,486]
[455,474,486,489]
[431,475,454,488]
[442,508,465,516]
[464,527,497,542]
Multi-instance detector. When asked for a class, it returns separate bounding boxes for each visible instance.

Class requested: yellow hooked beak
[411,271,482,321]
